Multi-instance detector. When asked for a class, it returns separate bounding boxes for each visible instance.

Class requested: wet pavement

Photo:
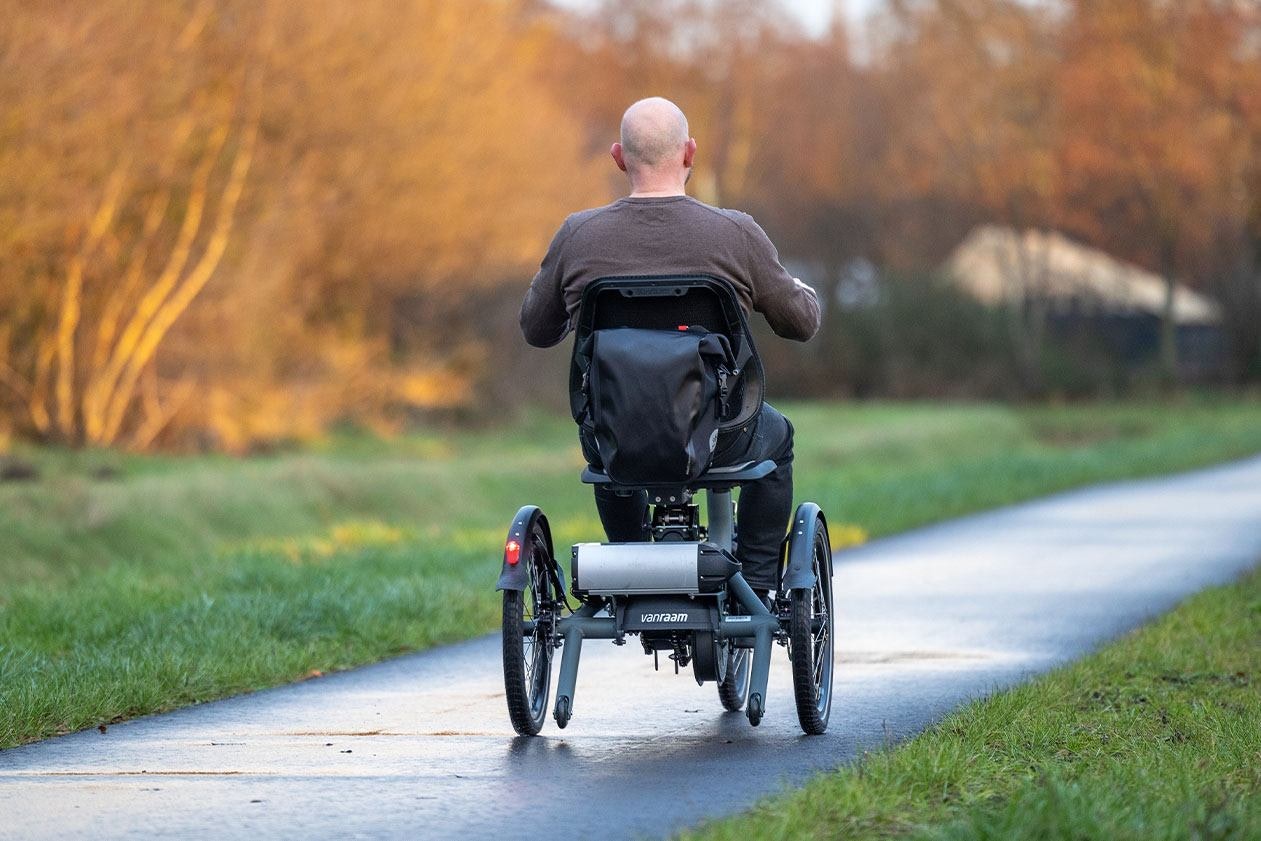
[3,454,1261,840]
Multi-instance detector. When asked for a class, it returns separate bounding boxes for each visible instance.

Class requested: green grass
[681,564,1261,841]
[2,398,1261,748]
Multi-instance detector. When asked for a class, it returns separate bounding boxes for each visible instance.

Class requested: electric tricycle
[496,276,835,736]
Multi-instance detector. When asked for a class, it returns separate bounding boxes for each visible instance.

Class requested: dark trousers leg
[579,425,650,541]
[593,485,649,542]
[735,459,792,591]
[726,406,794,591]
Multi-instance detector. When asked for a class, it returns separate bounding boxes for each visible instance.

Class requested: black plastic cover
[697,543,741,593]
[618,595,720,632]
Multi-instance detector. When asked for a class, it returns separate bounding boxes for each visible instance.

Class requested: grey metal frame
[549,488,778,728]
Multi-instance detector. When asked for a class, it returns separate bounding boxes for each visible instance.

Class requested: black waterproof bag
[585,326,735,485]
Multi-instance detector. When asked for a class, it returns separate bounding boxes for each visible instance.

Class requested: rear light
[505,539,521,565]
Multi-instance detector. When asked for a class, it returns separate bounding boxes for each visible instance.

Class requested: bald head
[611,97,696,196]
[620,97,690,169]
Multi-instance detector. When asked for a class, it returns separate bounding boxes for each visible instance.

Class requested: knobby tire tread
[790,524,833,735]
[503,590,545,736]
[718,649,749,711]
[790,592,826,733]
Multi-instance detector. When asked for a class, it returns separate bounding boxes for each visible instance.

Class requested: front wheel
[788,518,834,735]
[502,518,555,736]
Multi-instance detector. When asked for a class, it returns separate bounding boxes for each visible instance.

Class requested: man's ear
[611,142,628,172]
[683,137,697,168]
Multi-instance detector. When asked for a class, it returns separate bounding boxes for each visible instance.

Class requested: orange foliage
[0,0,603,449]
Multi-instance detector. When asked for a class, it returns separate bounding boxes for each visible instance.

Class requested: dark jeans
[579,403,795,592]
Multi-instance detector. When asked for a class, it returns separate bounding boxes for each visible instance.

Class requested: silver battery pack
[572,542,701,595]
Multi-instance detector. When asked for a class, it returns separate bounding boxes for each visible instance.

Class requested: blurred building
[946,226,1226,379]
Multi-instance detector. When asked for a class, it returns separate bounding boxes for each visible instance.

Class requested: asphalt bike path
[3,455,1261,839]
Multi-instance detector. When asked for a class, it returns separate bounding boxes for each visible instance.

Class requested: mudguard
[779,502,830,591]
[495,505,562,596]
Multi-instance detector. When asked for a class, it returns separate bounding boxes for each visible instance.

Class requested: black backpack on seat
[587,326,733,484]
[570,276,764,487]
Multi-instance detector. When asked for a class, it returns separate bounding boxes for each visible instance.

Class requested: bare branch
[175,0,213,51]
[91,115,196,374]
[128,375,197,452]
[54,159,129,440]
[84,123,229,443]
[100,104,260,445]
[29,333,56,435]
[0,362,33,403]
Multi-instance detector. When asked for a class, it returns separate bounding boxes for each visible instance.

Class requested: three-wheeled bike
[496,275,834,736]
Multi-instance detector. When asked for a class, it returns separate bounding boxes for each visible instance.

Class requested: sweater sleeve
[519,219,573,348]
[739,215,821,342]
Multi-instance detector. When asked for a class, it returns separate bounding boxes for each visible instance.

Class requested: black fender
[495,505,562,596]
[780,502,831,591]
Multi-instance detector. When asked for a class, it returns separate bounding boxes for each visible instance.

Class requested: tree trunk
[1159,276,1178,385]
[1158,240,1179,388]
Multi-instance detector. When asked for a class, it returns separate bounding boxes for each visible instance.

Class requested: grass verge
[682,564,1261,841]
[1,398,1260,748]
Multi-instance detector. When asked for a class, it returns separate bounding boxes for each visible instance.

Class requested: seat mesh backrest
[591,288,727,334]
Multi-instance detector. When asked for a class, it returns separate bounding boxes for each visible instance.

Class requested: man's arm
[520,220,573,348]
[739,215,821,341]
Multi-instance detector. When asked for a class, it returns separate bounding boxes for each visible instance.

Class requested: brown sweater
[520,196,821,347]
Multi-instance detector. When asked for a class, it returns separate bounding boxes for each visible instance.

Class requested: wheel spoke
[522,574,538,689]
[524,557,547,707]
[813,626,828,688]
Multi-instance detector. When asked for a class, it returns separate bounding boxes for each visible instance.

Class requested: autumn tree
[0,0,602,449]
[0,0,264,447]
[876,0,1063,390]
[1056,0,1248,383]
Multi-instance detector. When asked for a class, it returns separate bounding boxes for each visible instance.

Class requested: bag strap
[698,332,743,419]
[571,334,593,424]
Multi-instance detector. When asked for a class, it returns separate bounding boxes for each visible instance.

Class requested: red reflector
[505,540,521,565]
[677,325,688,331]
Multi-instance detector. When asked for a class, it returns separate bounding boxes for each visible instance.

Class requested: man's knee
[760,404,794,466]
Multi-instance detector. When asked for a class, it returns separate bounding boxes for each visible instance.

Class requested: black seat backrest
[590,285,726,332]
[569,275,765,433]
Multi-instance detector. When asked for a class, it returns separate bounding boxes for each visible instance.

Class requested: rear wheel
[717,647,751,711]
[789,520,834,735]
[693,631,725,685]
[502,519,555,736]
